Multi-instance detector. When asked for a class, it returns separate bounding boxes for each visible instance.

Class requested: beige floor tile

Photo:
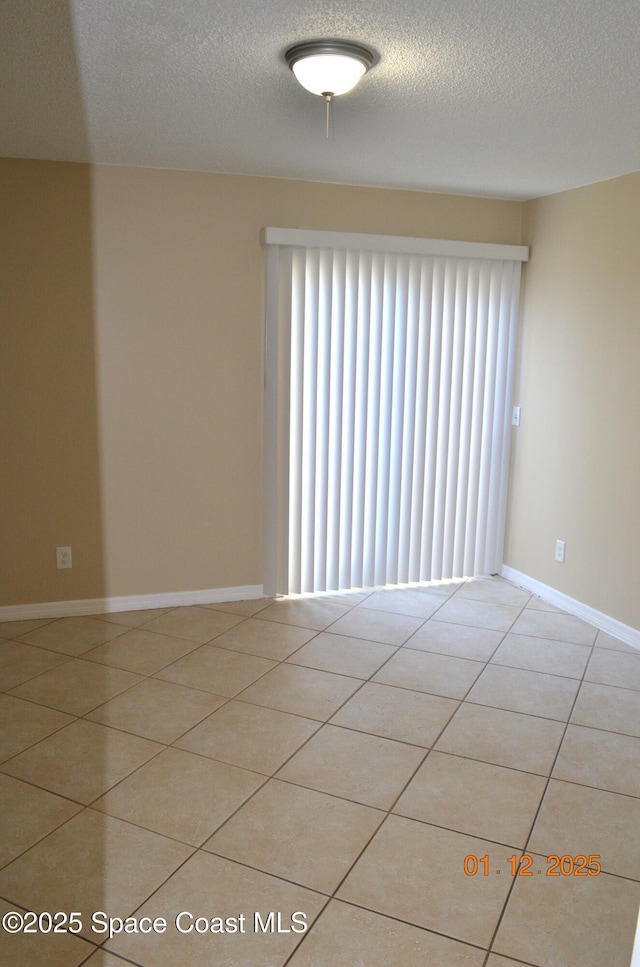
[327,607,425,645]
[454,577,531,608]
[82,627,199,674]
[155,644,275,696]
[92,607,171,627]
[0,641,69,691]
[87,677,226,743]
[0,618,57,639]
[0,898,96,967]
[277,724,425,809]
[571,681,640,737]
[18,616,127,655]
[237,663,361,720]
[82,952,134,966]
[94,747,265,845]
[528,779,640,881]
[202,596,277,616]
[435,703,565,775]
[490,632,591,678]
[510,609,597,646]
[407,578,462,597]
[553,724,640,797]
[287,899,486,966]
[2,719,162,803]
[9,658,143,717]
[404,621,504,661]
[493,857,640,967]
[359,587,447,618]
[286,631,396,679]
[430,597,522,632]
[466,664,579,721]
[373,648,483,699]
[330,681,458,747]
[526,597,567,614]
[595,629,640,653]
[139,605,243,643]
[204,779,384,893]
[319,589,375,606]
[0,809,192,940]
[394,751,547,848]
[486,957,537,967]
[107,850,326,967]
[338,815,514,947]
[0,694,74,761]
[175,700,320,773]
[257,597,351,630]
[212,617,315,660]
[585,647,640,690]
[0,774,83,868]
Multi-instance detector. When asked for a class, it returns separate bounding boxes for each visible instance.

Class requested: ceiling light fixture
[285,41,374,137]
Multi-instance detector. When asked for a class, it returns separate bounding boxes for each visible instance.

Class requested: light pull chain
[323,92,334,139]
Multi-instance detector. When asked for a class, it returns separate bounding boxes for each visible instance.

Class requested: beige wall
[0,160,105,605]
[1,159,522,604]
[505,172,640,628]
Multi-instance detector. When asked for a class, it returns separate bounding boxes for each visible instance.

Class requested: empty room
[1,2,639,966]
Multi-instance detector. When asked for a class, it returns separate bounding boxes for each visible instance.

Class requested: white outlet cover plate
[56,546,72,569]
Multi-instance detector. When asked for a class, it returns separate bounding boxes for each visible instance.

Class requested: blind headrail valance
[260,227,529,263]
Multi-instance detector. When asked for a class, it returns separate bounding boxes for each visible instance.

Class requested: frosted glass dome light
[285,42,373,97]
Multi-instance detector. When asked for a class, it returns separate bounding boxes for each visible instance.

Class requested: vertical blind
[263,228,528,596]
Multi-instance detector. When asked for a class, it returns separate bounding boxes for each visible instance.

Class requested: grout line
[483,621,601,960]
[281,895,490,967]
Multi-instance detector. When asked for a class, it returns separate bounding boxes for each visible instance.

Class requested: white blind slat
[313,249,332,590]
[300,250,319,592]
[431,259,458,579]
[375,255,397,585]
[350,253,372,589]
[338,251,358,590]
[397,257,421,583]
[288,248,306,593]
[420,260,444,581]
[362,255,384,588]
[407,260,433,582]
[326,249,346,590]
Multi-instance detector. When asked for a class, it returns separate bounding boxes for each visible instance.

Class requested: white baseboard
[500,565,640,650]
[0,584,265,623]
[4,571,640,653]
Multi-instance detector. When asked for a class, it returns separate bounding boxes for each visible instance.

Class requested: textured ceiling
[1,0,639,199]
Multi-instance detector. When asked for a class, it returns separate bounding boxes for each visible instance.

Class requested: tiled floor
[1,577,639,966]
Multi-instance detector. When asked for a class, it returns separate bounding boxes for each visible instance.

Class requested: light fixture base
[285,40,374,98]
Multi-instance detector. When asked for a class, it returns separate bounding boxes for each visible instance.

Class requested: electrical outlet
[56,546,72,569]
[555,539,566,563]
[512,406,521,426]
